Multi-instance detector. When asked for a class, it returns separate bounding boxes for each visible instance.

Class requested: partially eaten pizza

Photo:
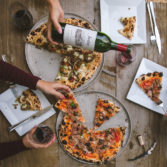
[26,18,102,89]
[16,89,42,111]
[56,95,126,163]
[118,16,136,40]
[59,115,125,163]
[136,71,163,105]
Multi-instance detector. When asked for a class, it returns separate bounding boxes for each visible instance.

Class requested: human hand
[47,0,64,44]
[22,127,56,149]
[36,80,71,99]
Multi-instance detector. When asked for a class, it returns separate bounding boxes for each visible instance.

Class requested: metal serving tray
[25,13,113,93]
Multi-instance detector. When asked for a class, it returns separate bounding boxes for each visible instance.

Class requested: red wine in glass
[34,125,54,144]
[116,45,136,67]
[10,2,33,31]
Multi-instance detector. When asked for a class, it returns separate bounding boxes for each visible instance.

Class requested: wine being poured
[51,23,131,53]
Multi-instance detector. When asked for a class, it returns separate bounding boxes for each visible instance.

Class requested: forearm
[0,140,29,161]
[0,60,40,90]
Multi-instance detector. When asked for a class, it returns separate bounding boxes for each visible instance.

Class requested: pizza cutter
[128,135,157,161]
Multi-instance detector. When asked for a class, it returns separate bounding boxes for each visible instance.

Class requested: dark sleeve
[0,140,29,161]
[0,60,40,90]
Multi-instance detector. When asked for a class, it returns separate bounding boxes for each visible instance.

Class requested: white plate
[127,58,167,115]
[0,85,56,136]
[100,0,146,44]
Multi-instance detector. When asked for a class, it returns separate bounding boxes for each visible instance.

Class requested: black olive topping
[62,140,67,145]
[62,120,65,125]
[141,77,145,81]
[159,72,163,77]
[85,142,90,147]
[81,77,86,82]
[147,73,151,76]
[106,116,109,120]
[30,31,35,36]
[37,38,42,43]
[96,123,101,127]
[35,27,42,32]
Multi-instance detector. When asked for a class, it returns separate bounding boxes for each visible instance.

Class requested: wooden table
[0,0,167,167]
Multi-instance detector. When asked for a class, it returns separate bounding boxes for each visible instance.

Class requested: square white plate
[100,0,146,44]
[127,58,167,115]
[0,85,56,136]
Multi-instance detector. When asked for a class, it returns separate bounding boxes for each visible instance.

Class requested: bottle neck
[111,42,131,53]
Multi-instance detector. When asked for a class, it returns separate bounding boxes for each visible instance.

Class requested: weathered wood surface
[0,0,167,167]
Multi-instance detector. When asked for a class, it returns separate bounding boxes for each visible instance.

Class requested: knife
[128,141,157,161]
[8,105,53,132]
[149,2,161,55]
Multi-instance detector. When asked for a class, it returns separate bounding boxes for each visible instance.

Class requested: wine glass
[116,45,136,67]
[33,124,54,144]
[9,1,33,31]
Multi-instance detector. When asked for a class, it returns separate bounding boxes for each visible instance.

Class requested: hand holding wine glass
[22,126,56,149]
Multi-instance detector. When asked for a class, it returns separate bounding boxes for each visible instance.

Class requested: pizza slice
[118,16,136,39]
[55,50,101,89]
[136,71,163,105]
[55,92,85,122]
[94,99,120,129]
[96,127,125,162]
[16,89,42,111]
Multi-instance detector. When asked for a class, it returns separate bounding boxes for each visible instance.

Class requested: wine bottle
[51,22,131,53]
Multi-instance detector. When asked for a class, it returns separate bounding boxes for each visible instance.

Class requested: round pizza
[56,93,126,164]
[59,115,125,164]
[26,18,102,89]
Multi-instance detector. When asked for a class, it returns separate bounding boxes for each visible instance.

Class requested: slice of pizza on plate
[118,16,136,40]
[55,92,85,122]
[94,98,120,129]
[136,71,163,105]
[16,89,42,111]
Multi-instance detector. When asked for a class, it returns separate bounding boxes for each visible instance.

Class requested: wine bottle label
[63,24,97,50]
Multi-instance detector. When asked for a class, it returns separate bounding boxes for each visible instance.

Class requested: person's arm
[0,140,28,161]
[47,0,64,44]
[0,60,71,99]
[0,60,40,90]
[0,127,56,161]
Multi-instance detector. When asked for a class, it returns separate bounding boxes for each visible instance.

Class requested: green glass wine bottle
[51,22,131,53]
